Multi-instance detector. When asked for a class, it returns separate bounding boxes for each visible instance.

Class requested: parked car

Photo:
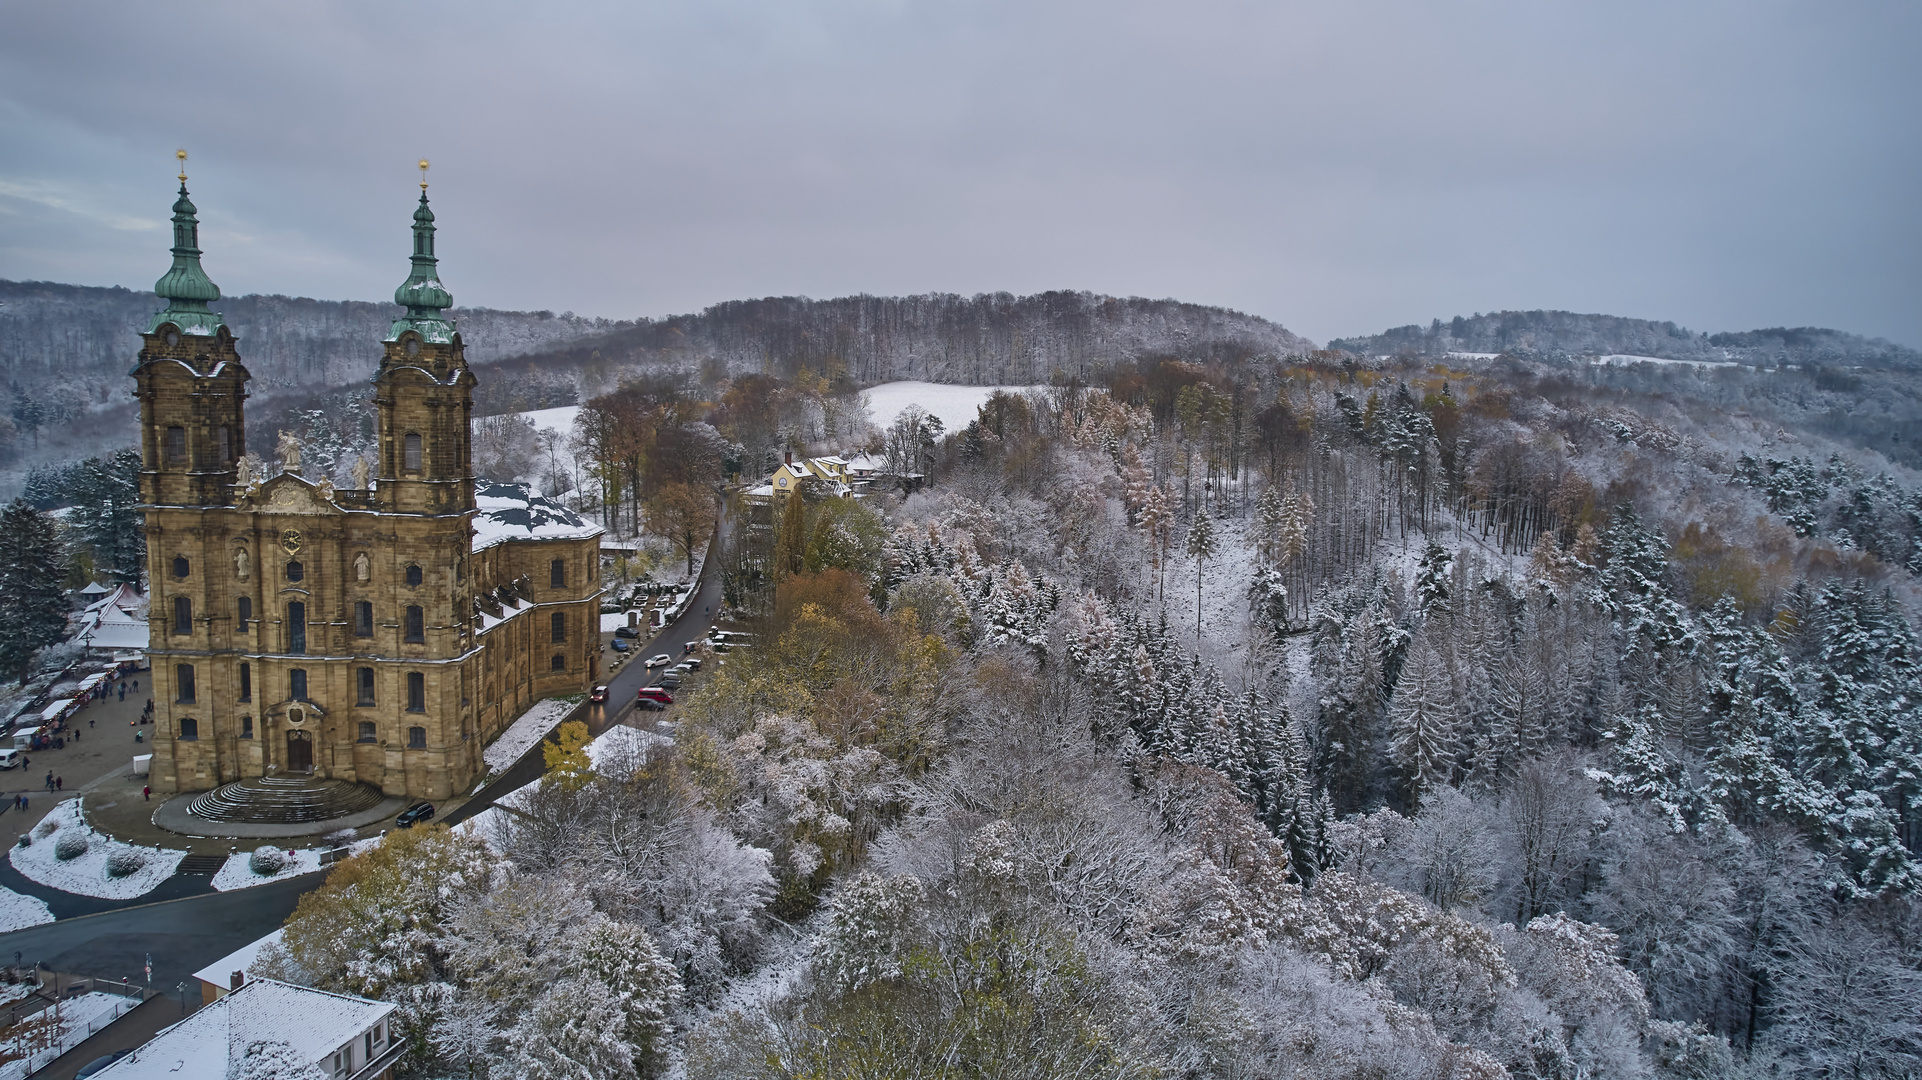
[614,625,641,639]
[682,656,703,671]
[0,749,19,770]
[589,685,608,704]
[75,1050,134,1078]
[658,672,682,689]
[637,686,673,705]
[645,653,672,668]
[610,639,629,652]
[396,801,436,828]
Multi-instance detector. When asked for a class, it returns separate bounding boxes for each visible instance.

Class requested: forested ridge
[1331,308,1922,371]
[249,345,1922,1079]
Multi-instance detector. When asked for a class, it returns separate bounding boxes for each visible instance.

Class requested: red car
[589,685,608,704]
[637,686,673,708]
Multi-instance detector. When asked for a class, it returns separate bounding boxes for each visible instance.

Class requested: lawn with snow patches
[861,382,1046,435]
[483,697,579,772]
[211,847,325,892]
[8,800,185,900]
[0,887,51,932]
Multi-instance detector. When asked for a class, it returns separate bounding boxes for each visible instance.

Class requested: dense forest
[247,338,1922,1079]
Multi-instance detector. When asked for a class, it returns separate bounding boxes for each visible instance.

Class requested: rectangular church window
[173,596,192,636]
[358,667,375,706]
[407,672,425,712]
[239,662,251,702]
[176,664,196,704]
[291,668,308,701]
[404,433,423,473]
[165,426,186,464]
[407,725,426,748]
[288,601,306,654]
[354,601,373,637]
[405,606,424,643]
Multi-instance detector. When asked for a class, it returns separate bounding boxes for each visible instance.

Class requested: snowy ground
[861,381,1046,434]
[211,846,325,892]
[8,800,185,900]
[483,698,579,772]
[1594,354,1738,369]
[0,991,139,1080]
[516,405,582,440]
[0,886,52,931]
[587,724,672,769]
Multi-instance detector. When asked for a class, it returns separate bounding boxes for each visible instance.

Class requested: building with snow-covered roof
[133,174,603,803]
[71,583,149,655]
[93,976,399,1080]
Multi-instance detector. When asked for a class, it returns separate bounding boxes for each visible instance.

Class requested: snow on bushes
[104,849,146,878]
[8,800,184,899]
[53,832,87,862]
[249,846,287,876]
[212,846,323,892]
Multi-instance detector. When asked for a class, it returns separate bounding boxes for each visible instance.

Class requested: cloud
[0,0,1917,347]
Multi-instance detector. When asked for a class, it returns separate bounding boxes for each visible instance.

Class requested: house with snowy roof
[70,583,149,655]
[92,975,400,1079]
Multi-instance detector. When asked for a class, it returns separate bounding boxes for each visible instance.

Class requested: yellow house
[766,456,852,500]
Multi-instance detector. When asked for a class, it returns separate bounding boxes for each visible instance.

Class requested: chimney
[230,971,245,991]
[784,450,792,466]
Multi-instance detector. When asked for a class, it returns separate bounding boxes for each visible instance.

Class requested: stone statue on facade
[276,430,302,475]
[235,547,250,580]
[351,455,372,491]
[233,455,252,490]
[354,551,371,582]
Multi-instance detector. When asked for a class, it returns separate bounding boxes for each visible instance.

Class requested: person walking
[142,786,150,801]
[89,718,94,728]
[54,777,62,792]
[43,772,52,793]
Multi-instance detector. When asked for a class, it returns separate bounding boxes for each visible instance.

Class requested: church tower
[373,164,475,517]
[131,153,249,509]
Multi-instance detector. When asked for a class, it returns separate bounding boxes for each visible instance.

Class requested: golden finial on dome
[419,158,430,190]
[176,148,188,183]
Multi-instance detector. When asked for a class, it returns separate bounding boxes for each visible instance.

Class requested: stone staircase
[185,776,385,824]
[176,854,227,875]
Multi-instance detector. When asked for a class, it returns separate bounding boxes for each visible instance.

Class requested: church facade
[137,173,602,800]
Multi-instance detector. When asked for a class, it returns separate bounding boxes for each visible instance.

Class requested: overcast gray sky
[2,0,1917,347]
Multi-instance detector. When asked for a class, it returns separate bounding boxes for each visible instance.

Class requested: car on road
[589,685,608,704]
[614,625,641,639]
[396,801,436,828]
[645,653,672,668]
[76,1050,133,1078]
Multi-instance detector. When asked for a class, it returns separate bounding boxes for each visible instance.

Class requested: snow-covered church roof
[72,583,148,652]
[472,480,603,552]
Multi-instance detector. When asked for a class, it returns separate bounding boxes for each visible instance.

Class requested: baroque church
[137,167,603,800]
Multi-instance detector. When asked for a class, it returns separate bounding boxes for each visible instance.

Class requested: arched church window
[287,602,306,654]
[238,596,252,624]
[406,565,423,587]
[240,715,253,739]
[172,556,189,579]
[550,559,566,588]
[175,664,196,704]
[407,673,425,713]
[172,596,192,636]
[405,606,425,643]
[407,725,427,748]
[179,717,198,741]
[359,721,377,743]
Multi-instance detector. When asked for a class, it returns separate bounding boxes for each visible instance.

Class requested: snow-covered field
[211,846,325,892]
[862,382,1046,433]
[0,887,52,931]
[1594,353,1738,369]
[517,405,581,440]
[483,698,579,772]
[8,800,185,900]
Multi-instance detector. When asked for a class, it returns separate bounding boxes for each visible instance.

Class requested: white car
[645,654,672,668]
